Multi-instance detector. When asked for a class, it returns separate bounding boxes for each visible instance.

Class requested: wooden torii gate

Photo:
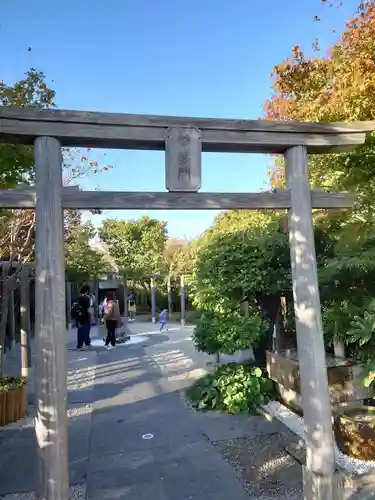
[0,107,373,500]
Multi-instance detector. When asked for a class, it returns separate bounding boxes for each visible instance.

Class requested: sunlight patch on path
[151,348,195,375]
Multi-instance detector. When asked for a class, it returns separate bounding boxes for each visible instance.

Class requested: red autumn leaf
[81,155,87,161]
[90,161,98,167]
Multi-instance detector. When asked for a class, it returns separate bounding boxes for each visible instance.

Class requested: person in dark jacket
[74,285,92,350]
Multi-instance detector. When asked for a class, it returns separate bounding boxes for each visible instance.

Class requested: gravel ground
[213,433,303,500]
[0,484,86,500]
[180,390,303,499]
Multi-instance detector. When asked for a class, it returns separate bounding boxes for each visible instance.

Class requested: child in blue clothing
[159,308,168,331]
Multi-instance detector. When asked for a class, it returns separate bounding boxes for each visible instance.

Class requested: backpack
[71,302,84,320]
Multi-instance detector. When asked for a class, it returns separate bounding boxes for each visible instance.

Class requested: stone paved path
[0,321,296,500]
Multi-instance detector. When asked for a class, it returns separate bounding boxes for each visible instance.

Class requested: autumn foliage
[265,2,375,123]
[265,2,375,201]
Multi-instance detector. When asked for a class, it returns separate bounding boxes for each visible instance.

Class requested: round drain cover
[141,433,154,440]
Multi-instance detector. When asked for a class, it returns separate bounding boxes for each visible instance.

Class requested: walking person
[159,308,168,332]
[72,285,92,350]
[104,292,121,350]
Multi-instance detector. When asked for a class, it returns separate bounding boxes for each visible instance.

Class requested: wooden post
[34,136,69,500]
[8,289,15,350]
[274,301,284,352]
[167,276,173,318]
[333,338,345,358]
[151,277,156,324]
[20,271,31,377]
[180,275,186,326]
[123,275,128,322]
[66,281,72,329]
[285,146,337,499]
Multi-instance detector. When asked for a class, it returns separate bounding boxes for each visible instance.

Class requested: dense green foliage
[65,215,107,281]
[99,216,168,278]
[0,376,27,392]
[193,311,269,355]
[186,363,275,414]
[0,70,56,188]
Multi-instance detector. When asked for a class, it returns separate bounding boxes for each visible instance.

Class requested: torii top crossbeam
[1,106,373,153]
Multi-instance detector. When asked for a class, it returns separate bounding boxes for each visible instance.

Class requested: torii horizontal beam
[0,107,372,153]
[0,187,356,210]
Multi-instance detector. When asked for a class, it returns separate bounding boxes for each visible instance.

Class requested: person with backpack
[104,292,121,350]
[72,285,92,350]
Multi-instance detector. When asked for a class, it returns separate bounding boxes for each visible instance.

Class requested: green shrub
[0,376,27,393]
[192,310,268,355]
[186,363,275,414]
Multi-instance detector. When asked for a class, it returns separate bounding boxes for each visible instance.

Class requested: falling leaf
[314,15,321,21]
[27,47,32,52]
[90,161,98,167]
[81,155,87,161]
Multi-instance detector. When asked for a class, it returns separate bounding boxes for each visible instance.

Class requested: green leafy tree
[193,310,269,356]
[65,215,106,282]
[0,69,56,188]
[190,211,291,366]
[193,211,290,312]
[99,216,168,281]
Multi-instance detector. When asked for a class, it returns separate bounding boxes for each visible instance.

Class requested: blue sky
[1,0,359,239]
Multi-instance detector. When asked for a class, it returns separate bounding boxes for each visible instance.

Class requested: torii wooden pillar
[0,107,373,500]
[34,137,68,500]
